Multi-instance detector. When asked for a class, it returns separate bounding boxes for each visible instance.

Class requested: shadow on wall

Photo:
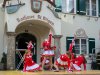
[0,52,7,70]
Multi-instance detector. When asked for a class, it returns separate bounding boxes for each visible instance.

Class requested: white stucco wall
[5,0,61,35]
[61,14,100,70]
[61,14,100,54]
[0,0,3,3]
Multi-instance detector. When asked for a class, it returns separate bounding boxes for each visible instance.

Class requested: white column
[53,35,62,60]
[90,0,92,16]
[74,0,77,14]
[96,0,99,17]
[7,32,16,70]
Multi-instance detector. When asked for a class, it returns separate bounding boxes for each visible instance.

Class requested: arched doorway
[14,20,55,70]
[15,33,37,70]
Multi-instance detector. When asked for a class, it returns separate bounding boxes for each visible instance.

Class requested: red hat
[27,41,33,51]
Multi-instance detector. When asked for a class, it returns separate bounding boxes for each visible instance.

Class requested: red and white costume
[42,34,54,56]
[55,54,71,69]
[27,41,33,50]
[69,39,75,53]
[72,55,86,71]
[23,53,41,72]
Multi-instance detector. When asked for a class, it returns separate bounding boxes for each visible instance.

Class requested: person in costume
[53,51,72,72]
[71,54,87,71]
[41,33,56,70]
[23,49,41,72]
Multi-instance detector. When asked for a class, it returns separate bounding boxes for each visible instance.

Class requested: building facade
[0,0,100,70]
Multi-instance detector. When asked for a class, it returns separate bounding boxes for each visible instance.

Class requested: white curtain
[62,0,74,13]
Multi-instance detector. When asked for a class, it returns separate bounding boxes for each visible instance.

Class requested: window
[55,0,62,8]
[91,0,96,16]
[55,0,62,12]
[86,0,98,16]
[74,39,87,54]
[66,37,88,54]
[74,39,80,54]
[81,39,87,54]
[67,0,74,13]
[66,37,95,55]
[62,0,75,13]
[77,0,86,15]
[86,0,90,15]
[88,38,95,54]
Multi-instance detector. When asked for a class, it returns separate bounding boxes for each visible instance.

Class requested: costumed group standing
[21,32,87,72]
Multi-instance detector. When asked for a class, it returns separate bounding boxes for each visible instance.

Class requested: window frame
[86,0,99,17]
[74,38,88,55]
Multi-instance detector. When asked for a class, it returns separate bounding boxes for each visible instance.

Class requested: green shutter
[66,37,74,51]
[99,0,100,17]
[55,0,62,12]
[88,38,95,54]
[55,0,61,8]
[77,0,86,15]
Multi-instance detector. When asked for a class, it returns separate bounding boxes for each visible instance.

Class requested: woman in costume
[53,51,72,72]
[41,33,56,70]
[23,49,41,72]
[71,54,87,71]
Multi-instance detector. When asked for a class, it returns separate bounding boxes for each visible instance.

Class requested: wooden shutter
[76,0,86,15]
[55,0,62,12]
[88,38,95,54]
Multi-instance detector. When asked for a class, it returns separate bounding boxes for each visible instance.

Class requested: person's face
[29,41,32,43]
[28,50,31,54]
